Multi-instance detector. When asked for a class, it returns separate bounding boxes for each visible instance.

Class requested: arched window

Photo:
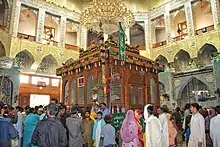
[36,54,58,74]
[14,50,35,71]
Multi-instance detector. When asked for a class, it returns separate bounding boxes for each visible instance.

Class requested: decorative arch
[18,8,38,36]
[14,50,35,71]
[177,77,213,106]
[171,9,187,36]
[36,54,58,74]
[0,41,6,57]
[196,43,218,67]
[130,22,145,49]
[65,58,75,65]
[155,55,168,68]
[173,49,191,72]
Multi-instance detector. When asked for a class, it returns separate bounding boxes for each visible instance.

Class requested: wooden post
[68,78,72,106]
[123,67,130,110]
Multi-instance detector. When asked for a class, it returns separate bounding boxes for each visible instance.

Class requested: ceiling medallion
[81,0,135,34]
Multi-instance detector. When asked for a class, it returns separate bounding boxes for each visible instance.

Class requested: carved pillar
[125,28,130,44]
[77,28,81,46]
[122,67,130,110]
[144,71,150,104]
[9,0,21,37]
[164,4,172,43]
[36,9,45,43]
[68,78,72,106]
[184,1,195,36]
[144,18,150,51]
[80,27,87,50]
[210,0,220,29]
[59,15,67,48]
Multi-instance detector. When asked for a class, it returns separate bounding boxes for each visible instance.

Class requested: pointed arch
[130,22,145,49]
[177,77,212,106]
[36,54,58,74]
[174,50,191,72]
[0,41,6,57]
[196,43,218,66]
[155,55,168,67]
[14,49,35,71]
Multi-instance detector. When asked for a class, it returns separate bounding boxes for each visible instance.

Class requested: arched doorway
[0,41,6,57]
[177,77,211,107]
[173,50,191,72]
[36,54,58,74]
[14,50,35,71]
[196,43,218,67]
[130,22,145,50]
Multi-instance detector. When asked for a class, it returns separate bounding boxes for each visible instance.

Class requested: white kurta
[159,113,169,147]
[210,114,220,147]
[146,115,165,147]
[188,112,206,147]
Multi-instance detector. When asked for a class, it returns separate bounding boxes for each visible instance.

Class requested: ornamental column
[77,27,81,47]
[80,27,87,50]
[59,15,67,48]
[164,4,172,43]
[36,9,45,43]
[184,1,195,36]
[9,0,21,37]
[210,0,220,30]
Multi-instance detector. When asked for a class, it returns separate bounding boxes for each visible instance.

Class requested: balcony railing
[42,39,59,47]
[173,33,188,42]
[17,33,36,41]
[153,40,167,48]
[65,43,79,51]
[195,25,214,35]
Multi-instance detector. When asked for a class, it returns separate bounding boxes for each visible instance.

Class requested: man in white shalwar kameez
[210,105,220,147]
[144,104,165,147]
[158,107,169,147]
[188,103,206,147]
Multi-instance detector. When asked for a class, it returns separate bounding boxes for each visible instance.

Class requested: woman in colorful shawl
[134,109,144,147]
[120,110,139,147]
[23,108,39,147]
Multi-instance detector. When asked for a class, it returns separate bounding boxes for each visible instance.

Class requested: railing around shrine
[152,40,167,48]
[65,43,79,51]
[195,25,214,35]
[17,33,36,41]
[173,33,188,42]
[46,40,59,47]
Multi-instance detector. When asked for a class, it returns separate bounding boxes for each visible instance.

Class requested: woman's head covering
[120,110,138,143]
[144,104,152,122]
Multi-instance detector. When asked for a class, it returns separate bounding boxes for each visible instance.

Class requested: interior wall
[193,2,213,30]
[44,16,60,41]
[46,0,83,12]
[66,32,77,45]
[155,28,166,43]
[18,10,38,36]
[170,10,186,37]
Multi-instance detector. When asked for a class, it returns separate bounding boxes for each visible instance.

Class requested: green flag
[119,22,126,61]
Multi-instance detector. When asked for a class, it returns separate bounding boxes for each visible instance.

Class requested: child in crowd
[185,115,192,146]
[100,115,117,147]
[83,110,94,147]
[92,111,106,147]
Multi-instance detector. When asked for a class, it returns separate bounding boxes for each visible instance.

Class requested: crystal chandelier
[81,0,135,35]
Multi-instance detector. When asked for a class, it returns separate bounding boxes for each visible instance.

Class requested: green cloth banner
[119,22,126,61]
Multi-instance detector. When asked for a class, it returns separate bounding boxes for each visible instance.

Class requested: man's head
[97,111,103,120]
[46,103,59,118]
[157,107,162,114]
[15,106,23,112]
[70,109,78,117]
[51,99,58,105]
[215,106,220,114]
[190,103,200,114]
[147,105,154,116]
[104,115,112,124]
[161,105,169,113]
[100,103,107,110]
[59,105,66,115]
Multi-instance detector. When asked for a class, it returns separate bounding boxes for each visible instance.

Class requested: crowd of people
[0,98,220,147]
